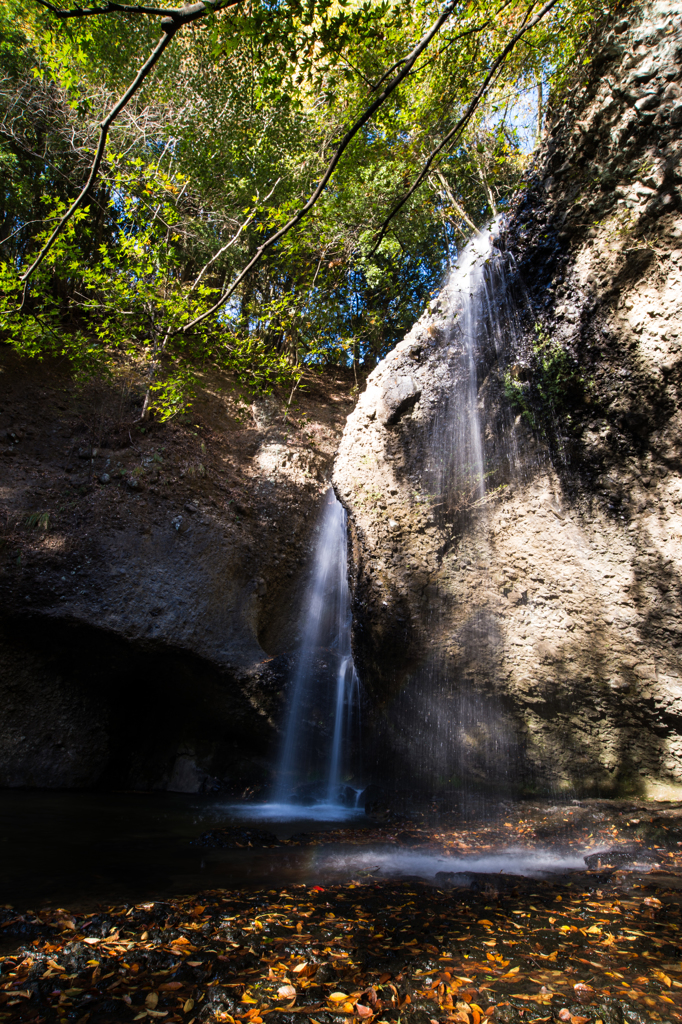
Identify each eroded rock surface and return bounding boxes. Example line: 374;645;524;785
335;0;682;801
0;359;356;791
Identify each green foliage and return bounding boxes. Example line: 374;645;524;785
504;323;586;432
25;511;50;530
0;0;616;417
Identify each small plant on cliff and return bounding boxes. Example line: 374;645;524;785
24;511;50;530
504;323;585;433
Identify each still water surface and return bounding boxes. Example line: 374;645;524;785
0;792;597;911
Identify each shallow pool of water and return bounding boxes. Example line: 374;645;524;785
0;791;619;911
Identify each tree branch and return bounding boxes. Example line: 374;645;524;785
180;0;460;334
20;20;180;286
370;0;561;251
430;168;477;232
32;0;229;20
18;0;243;291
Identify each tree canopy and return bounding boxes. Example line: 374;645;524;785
0;0;615;417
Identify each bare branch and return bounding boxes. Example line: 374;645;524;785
33;0;230;20
19;21;178;285
18;0;243;289
0;221;43;247
370;0;561;251
189;177;281;294
181;0;460;333
430;169;477;232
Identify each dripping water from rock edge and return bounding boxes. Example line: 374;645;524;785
238;488;363;823
361;216;565;813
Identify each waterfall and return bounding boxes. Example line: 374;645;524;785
361;218;532;810
272;488;359;805
424;217;525;509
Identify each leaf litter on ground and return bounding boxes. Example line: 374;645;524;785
3;804;682;1024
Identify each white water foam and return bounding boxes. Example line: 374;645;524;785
315;846;589;882
223;801;365;824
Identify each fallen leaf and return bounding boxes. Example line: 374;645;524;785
277;986;296;1001
653;970;672;988
145;993;159;1009
356;1004;373;1018
184;999;195;1013
329;992;350;1003
158;982;183;991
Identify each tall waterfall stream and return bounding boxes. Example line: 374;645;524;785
273;488;360;808
269;222;528;814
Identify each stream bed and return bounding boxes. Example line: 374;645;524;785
3;794;682;1022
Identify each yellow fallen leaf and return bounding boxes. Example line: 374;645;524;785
145;993;159;1010
184;999;195;1013
241;994;259;1005
329;992;350;1003
478;920;494;927
653;970;672;988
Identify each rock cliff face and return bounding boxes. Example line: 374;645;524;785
334;0;682;801
0;358;356;791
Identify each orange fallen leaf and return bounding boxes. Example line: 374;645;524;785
356;1005;373;1019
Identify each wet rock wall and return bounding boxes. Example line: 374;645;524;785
0;360;356;791
334;0;682;801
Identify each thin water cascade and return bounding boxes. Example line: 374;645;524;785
373;218;533;808
272;488;359;806
425;216;525;507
